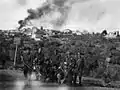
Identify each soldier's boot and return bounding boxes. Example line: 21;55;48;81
73;74;77;85
79;76;82;86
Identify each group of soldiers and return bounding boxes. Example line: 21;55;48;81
20;46;85;86
0;39;98;86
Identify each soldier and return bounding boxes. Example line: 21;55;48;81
78;58;84;85
22;47;32;78
77;52;85;86
72;54;78;85
64;52;74;85
57;66;65;84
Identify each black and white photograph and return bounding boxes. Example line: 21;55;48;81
0;0;120;90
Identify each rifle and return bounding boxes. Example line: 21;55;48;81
21;56;40;73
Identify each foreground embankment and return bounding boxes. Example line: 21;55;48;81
0;70;25;81
0;70;120;89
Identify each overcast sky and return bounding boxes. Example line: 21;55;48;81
0;0;120;32
64;0;120;32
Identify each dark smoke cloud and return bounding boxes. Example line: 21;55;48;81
23;0;96;29
23;0;70;28
25;3;52;20
25;0;68;20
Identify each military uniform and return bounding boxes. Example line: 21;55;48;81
22;49;33;78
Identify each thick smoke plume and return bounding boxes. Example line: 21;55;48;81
26;3;52;20
22;0;74;29
21;0;106;32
